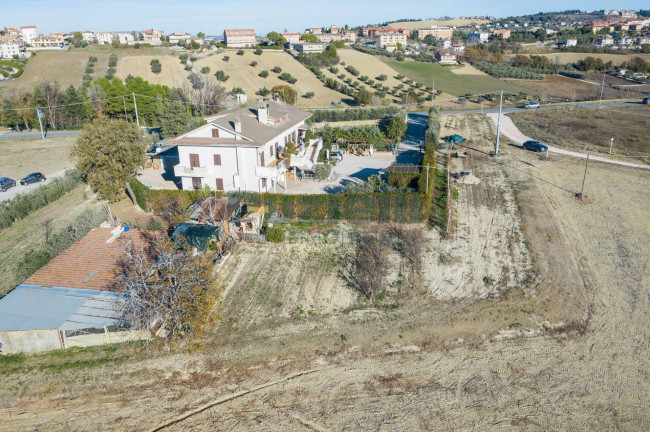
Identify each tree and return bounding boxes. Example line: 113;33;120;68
384;115;407;142
267;31;287;46
254;47;263;55
256;86;271;97
150;58;162;74
71;118;148;201
60;85;90;128
271;66;282;73
354;88;373;106
270;85;296;105
214;70;230;82
223;56;230;62
118;237;222;350
159;100;191;138
200;66;211;74
259;70;269;78
231;87;244;95
237;49;245;56
423;34;437;46
300;34;319;43
341;233;388;299
250;60;258;67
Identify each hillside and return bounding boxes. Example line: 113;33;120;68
115;54;190;87
518;52;650;66
388;18;490;30
194;50;348;108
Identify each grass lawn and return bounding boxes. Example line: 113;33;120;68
383;60;536;97
0;136;76;179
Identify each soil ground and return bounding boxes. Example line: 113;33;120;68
528;52;650;66
0;136;76;179
115;54;189;88
0;115;648;431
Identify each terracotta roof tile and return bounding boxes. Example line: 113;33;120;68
25;228;163;291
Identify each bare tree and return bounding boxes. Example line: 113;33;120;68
40;80;62;130
87;84;106;118
118;237;222;349
341;233;388;299
41;218;53;242
12;88;32;129
387;225;424;273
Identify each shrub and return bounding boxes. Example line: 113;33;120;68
237;49;245;56
200;66;211;74
85;66;94;74
265;226;284;242
108;53;118;68
250;61;258;67
214;70;230;82
259;70;269;78
256;86;271;96
304;91;315;98
271;66;282;73
329;66;339;74
279;72;297;84
314;163;332;181
179;53;189;63
223;56;230;62
150;58;162;74
376;74;387;81
254;48;263;55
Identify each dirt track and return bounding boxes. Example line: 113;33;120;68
1;115;648;431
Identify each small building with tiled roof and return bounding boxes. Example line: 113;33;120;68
168;99;321;193
0;227;162;354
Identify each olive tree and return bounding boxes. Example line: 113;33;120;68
70;117;148;201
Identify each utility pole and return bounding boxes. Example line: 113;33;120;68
494;90;503;156
431;79;435;104
609;137;614;155
132;92;140;128
599;73;605;105
122;95;128;121
36;109;45;139
580;143;591;198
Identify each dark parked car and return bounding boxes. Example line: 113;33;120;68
643;97;650;105
0;177;17;192
523;140;548;152
20;172;46;185
523;101;540;109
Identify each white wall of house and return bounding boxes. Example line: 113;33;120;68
21;27;37;45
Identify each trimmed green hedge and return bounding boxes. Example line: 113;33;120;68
128;179;220;211
0;170;83;230
387;171;419;189
265;226;284;242
308;106;404;123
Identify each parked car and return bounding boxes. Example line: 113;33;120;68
0;177;17;192
643;97;650;105
20;172;46;185
523;101;540;109
523;140;548;152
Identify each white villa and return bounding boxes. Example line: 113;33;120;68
169;99;322;193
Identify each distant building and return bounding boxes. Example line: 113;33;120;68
118;33;135;45
20;25;37;45
142;29;164;45
305;27;322;35
30;35;65;49
3;27;20;36
452;43;465;52
168;31;192;45
0;41;25;58
375;32;407;52
493;29;511;39
442;40;452;49
436;51;457;65
467;32;489;44
330;25;339;34
281;32;301;44
363;27;410;38
96;31;112;44
563;38;577;47
317;33;343;43
418;26;454;41
342;31;358;42
590;21;617;33
223;28;256;47
294;42;324;53
81;30;95;42
597;35;614;46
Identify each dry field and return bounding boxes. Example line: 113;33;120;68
509;106;650;161
448;63;488;76
389;18;490;30
528;52;650;66
0;115;648;430
0;136;76;179
193;50;347;108
115;54;189;87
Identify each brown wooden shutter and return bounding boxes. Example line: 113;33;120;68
215;178;224;191
211;128;219;138
213;154;221;165
189;153;200;168
260;152;265;166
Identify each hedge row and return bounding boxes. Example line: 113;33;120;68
387;171;419;189
420;106;439;196
129;178;209;211
235;192;427;223
0;170;83;230
308;106;404;123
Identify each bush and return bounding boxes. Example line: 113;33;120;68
271;66;282;73
128;177;149;211
265;226;284;242
0;171;83;230
150;58;162;74
108;53;118;68
237;49;245;56
200;66;211;74
179;53;189;63
346;65;360;76
256;86;271;96
376;74;387;81
279;72;297;84
223;56;230;62
254;48;263;55
215;70;230;82
250;61;258;67
304;91;315;98
314;163;332;181
387;171;419;188
85;66;94;74
258;70;269;78
472;61;544;79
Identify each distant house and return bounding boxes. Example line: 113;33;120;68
590;21;617;33
375;32;407;52
0;41;25;58
30;36;65;49
342;31;358;42
305;27;322;35
294;42;324;53
142;29;164;45
493;29;511;39
418;26;454;41
436;51;457;65
317;33;343;43
20;25;37;45
563;38;578;47
96;31;112;44
452;43;465;53
223;28;256;47
118;33;135;45
3;27;21;36
281;32;301;44
168;99;319;193
363;27;409;38
442;40;452;49
81;30;95;42
597;35;614;46
168;31;192;45
329;25;339;34
0;227;162;354
467;32;489;44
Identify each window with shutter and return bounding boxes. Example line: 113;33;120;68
213;154;221;165
211;128;219;138
215;178;224;191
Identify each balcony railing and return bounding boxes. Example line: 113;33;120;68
173;164;212;177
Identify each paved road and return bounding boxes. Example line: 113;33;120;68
414;101;642;116
0;130;80;140
0;170;67;202
486;113;650;171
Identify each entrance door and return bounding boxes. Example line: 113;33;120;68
260;151;265;167
192;177;201;189
189;153;200;168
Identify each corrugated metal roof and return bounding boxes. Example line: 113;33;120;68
0;284;126;331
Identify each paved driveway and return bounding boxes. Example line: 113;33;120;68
0;170;67;203
487;113;650;171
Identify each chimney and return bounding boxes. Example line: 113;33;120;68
257;103;268;124
234;117;241;133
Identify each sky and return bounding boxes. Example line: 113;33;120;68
2;0;647;35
